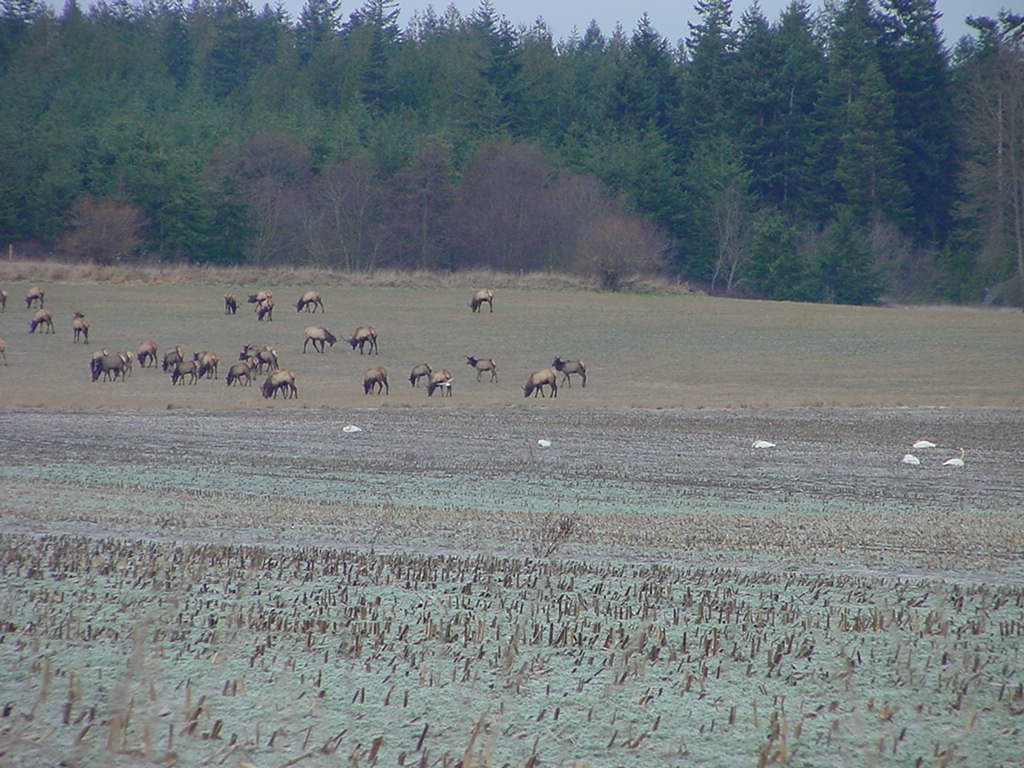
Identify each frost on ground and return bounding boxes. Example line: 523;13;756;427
0;407;1022;767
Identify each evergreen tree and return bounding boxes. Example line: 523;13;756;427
813;206;883;303
296;0;340;66
676;0;737;150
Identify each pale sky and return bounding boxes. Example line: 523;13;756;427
335;0;1010;48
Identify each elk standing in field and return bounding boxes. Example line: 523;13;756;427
303;326;336;353
25;286;44;309
552;357;587;388
196;351;219;379
136;340;158;368
29;308;54;334
162;345;184;372
469;288;494;313
363;366;389;395
171;357;200;385
91;351;127;382
256;297;274;321
262;369;297;399
0;290;7;312
0;338;6;365
466;355;498;382
426;368;454;397
523;367;558;398
224;293;238;315
295;290;325;313
118;351;134;378
226;359;256;386
240;344;279;372
72;312;90;344
348;325;378;355
409;362;432;387
247;290;272;305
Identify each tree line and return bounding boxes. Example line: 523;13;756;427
1;0;1022;304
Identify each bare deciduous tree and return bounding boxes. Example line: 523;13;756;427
57;197;147;264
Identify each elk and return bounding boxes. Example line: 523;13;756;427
25;286;45;308
117;351;134;378
29;308;54;334
348;325;379;355
426;368;454;397
0;338;6;365
256;297;274;321
0;290;7;312
72;312;90;344
469;288;494;313
136;340;158;368
226;359;255;386
171;357;200;385
247;290;272;305
466;355;498;382
552;357;587;388
303;326;336;353
295;290;325;313
240;344;278;372
196;351;219;379
91;351;127;382
363;366;389;395
162;345;184;372
262;369;297;399
408;362;432;387
224;293;238;315
523;367;558;398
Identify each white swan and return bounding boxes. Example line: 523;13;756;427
942;448;965;467
901;453;920;465
912;439;936;449
537;439;552;448
752;439;776;449
342;424;363;433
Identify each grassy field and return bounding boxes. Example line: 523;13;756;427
1;268;1023;767
0;273;1021;409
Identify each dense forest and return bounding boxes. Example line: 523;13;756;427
0;0;1022;304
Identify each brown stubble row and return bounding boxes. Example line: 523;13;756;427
0;275;1021;410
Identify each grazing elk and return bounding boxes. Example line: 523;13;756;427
469;288;494;313
247;290;272;305
409;362;432;387
523;368;558;398
224;293;238;315
171;357;200;385
552;357;587;388
240;344;278;372
72;312;90;344
25;286;45;308
118;351;134;378
29;308;54;334
363;366;389;395
0;290;7;312
262;369;297;399
466;355;498;382
91;351;127;382
226;359;255;386
303;326;336;353
0;338;6;365
348;325;379;355
136;340;158;368
426;368;454;397
255;297;274;321
162;345;185;372
295;290;325;313
196;351;219;379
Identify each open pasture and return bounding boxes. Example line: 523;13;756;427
1;275;1023;766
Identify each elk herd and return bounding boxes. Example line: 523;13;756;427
2;284;590;402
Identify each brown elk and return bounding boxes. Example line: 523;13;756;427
240;344;278;372
363;366;389;395
256;298;274;321
0;338;6;365
408;362;432;387
552;357;587;388
136;340;158;367
162;345;184;372
0;290;7;312
224;293;238;315
25;286;45;308
466;355;498;382
262;369;297;399
303;326;336;353
523;368;558;398
348;325;379;355
118;351;134;378
196;351;219;379
72;312;90;344
171;357;200;385
295;290;325;313
426;368;454;397
91;351;127;382
29;308;54;334
247;290;272;305
226;359;255;386
469;288;494;313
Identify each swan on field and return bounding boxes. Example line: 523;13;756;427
900;453;920;465
342;424;363;433
752;439;776;449
537;439;552;448
912;439;937;449
942;448;965;467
